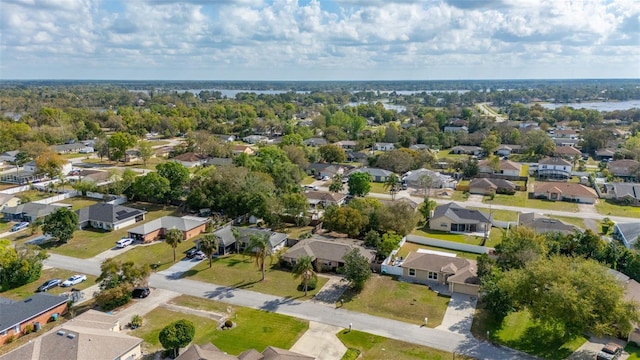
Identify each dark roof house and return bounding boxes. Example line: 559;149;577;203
518;212;579;235
77;203;146;231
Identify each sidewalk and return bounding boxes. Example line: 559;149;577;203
290;322;347;360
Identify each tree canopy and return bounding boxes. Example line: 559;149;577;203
42;207;79;244
159;319;196;358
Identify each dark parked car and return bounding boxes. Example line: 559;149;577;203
36;278;61;292
185;247;198;259
132;287;150;299
596;342;623;360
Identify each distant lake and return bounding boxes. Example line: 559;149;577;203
347;101;407;112
539;100;640;111
130;89;308;97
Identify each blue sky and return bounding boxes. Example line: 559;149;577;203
1;0;639;80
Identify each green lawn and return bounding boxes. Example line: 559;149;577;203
395;241;480;261
46;203;181;259
182;254;328;299
114;238;199;272
0;220;13;233
626;343;640;360
300;176;315;185
436;150;467;160
56;197;101;211
595;200;640;217
341;275;449;326
472;307;588;359
132;305;308;355
412;228;502;248
337;330;469;360
0;268;96;300
61;153;90;159
283;225;314;239
468;207;518;222
519;164;530;177
16;190;55;203
449;191;469;202
369;182;388;194
484;192;579;212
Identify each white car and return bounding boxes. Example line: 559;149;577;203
61;274;87;287
116;238;134;248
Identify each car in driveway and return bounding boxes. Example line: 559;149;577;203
11;222;29;232
185;247;198;259
132;287;150;299
194;251;207;260
596;343;623;360
36;278;62;292
116;238;134;248
61;274;87;287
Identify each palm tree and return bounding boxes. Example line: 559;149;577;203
244;233;272;281
383;173;400;200
231;227;240;253
329;173;344;193
292;255;317;296
199;234;219;268
164;228;183;262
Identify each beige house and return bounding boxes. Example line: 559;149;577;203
401;251;480;295
304;190;347;208
0;194;20;212
533;182;598;204
609;159;639;179
429;202;491;234
478;159;521;177
282;237;375;272
468;178;516;195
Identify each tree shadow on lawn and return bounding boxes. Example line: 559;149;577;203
502;323;576;360
226;257;251;267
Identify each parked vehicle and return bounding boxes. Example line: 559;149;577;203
132;287;150;299
11;222;29;232
36;278;61;292
185;247;199;259
116;238;134;248
596;343;623;360
194;251;206;260
61;274;87;287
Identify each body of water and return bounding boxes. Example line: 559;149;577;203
347;101;407;112
538;100;640;111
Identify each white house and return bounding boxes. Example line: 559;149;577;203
537;157;572;181
373;142;395;151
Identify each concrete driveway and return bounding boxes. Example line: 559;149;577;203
290;322;347;360
112;288;180;327
567;336;628;360
436;293;477;335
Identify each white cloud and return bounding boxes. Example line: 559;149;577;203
0;0;638;80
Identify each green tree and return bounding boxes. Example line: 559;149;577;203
418;196;437;225
375;202;419;236
363;230;381;248
108;132;137;161
159;319;196;358
281;192;309;226
523;129;555;158
292;255;317;296
480;134;500;156
377;232;402;260
96;258;150;290
318;144;346;163
165;228;183;262
340;248;372;291
42;207;79;244
329;173;344;193
34;150;65;179
13;151;30;181
322;205;368;238
244;233;272;281
280;133;304;147
156;161;190;202
132;172;170;203
348;172;371;197
137;140;154;166
199;234;219;268
383;173;400;200
0;240;48;292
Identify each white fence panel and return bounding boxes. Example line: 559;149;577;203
33;191;79;204
0;185;30;194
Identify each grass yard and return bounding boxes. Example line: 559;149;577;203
131;305;308;355
56;197;101;211
337;330;469;360
61;153;90;159
16;190;55;203
0;268;96;301
0;183;19;191
0;220;13;233
46;203;181;259
436;150;467;160
468;207;518;222
395;241;479;261
626;343;640;360
412;228;502;248
369;182;388;194
182;254;328;299
300;176;316;185
114;238;199;272
471;307;588;359
449;191;469;202
283;225;314;239
341;275;449;326
484;192;579;212
595;200;640;217
519;164;530;177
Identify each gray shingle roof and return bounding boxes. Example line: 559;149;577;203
283;237;375;263
518;213;578;234
350;167;393;178
212;226;288;249
617;223;640;247
2;202;59;220
127;216;209;235
432;202;490;223
76;203;145;225
0;293;68;333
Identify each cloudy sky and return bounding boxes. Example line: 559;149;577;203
1;0;639;80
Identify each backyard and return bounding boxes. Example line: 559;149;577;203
181;254;329;299
395;241;480;261
0;267;96;301
131;300;308;355
471;307;588;359
483;192;580;212
595;200;640;217
56;197;101;211
412;228;503;248
341;275;450;326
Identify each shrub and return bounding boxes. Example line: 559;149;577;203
297;277;317;291
5;335;15;344
95;284;132;311
24;324;34;335
130;315;143;329
224;320;233;328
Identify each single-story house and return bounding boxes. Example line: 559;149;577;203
68;169;112;186
0;293;68;345
468;178;516;195
496;144;523;156
154;145;174;158
614;222;640;249
624;278;640;344
127;216;210;243
214;134;236;143
403;169;457;189
0;150;20;164
172;152;210;168
409;144;429;151
533;182;598;204
281;237;375;272
553;129;580;139
77;203;146;231
2;202;61;222
401;251;479;296
595;148;617;161
124;149;140;163
23;160;73;177
609;159;639;179
537;157;572;180
345;151;368;162
306;163;345;179
518;212;579;235
553;138;579;148
604;183;640;206
177;343;313;360
204;157;233;166
243;135;269;144
444;126;468;133
304;191;347;208
52;143;89;154
429;202;491;234
333;140;357;150
450;146;481;156
553;145;582;159
348;167;393;183
211;225;287;255
373;142;395;151
478;159;522;177
303;137;328;147
232;145;255;156
0;309;143;360
0;194;20;212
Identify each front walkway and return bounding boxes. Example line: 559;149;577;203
290;321;347;360
312;275;349;306
436;293;477;335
